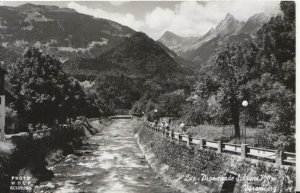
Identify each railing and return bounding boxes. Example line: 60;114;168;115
143;122;295;166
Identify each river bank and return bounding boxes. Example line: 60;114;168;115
0;118;105;192
137;123;295;193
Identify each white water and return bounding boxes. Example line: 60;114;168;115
34;119;179;193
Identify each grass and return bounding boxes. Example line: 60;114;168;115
170;120;268;145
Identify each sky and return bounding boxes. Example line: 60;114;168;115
0;1;281;39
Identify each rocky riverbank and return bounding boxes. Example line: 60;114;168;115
0;118;108;192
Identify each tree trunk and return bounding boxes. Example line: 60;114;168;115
231;97;240;138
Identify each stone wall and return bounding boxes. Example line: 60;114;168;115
0;118;99;192
138;125;295;193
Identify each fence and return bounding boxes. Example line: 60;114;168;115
144;122;295;166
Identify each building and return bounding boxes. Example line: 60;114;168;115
0;67;18;137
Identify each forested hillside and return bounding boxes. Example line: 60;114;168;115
0;3;195;113
77;32;194;110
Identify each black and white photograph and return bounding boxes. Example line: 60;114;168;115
0;1;296;192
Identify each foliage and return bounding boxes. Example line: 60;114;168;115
95;72;141;110
272;133;295;152
157;92;186;118
208;41;258;137
182;1;295;150
8;47;109;124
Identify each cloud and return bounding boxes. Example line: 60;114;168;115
143;1;281;39
67;1;281;40
67;2;143;31
108;1;129;6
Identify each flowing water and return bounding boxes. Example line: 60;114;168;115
34;119;179;193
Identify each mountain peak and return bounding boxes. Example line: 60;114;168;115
247;13;270;23
225;13;235;20
158;31;185;49
214;13;241;35
161;31;182;39
239;13;270;34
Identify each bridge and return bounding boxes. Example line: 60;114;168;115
110;115;133;119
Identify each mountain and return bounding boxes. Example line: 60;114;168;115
191;13;244;50
158;13;244;55
63;32;194;109
183;33;252;65
158;31;199;55
159;13;270;66
239;13;270;35
0;3;195;110
0;3;134;61
64;32;191;78
157;41;198;70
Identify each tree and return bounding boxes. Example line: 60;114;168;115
157;92;186;118
8;47;70;123
95;72;141;110
8;47;109;124
84;89;112;117
251;1;295;144
211;41;257;138
208;1;295;148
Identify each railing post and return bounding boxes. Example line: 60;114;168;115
199;138;206;150
177;134;182;144
165;130;169;139
217;140;222;153
170;130;174;141
241;144;248;158
187;135;192;147
276;150;284;165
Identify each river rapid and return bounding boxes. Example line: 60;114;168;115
34;119;179;193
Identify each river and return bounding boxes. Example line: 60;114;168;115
34;119;179;193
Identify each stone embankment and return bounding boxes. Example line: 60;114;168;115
0;117;104;192
137;123;295;193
